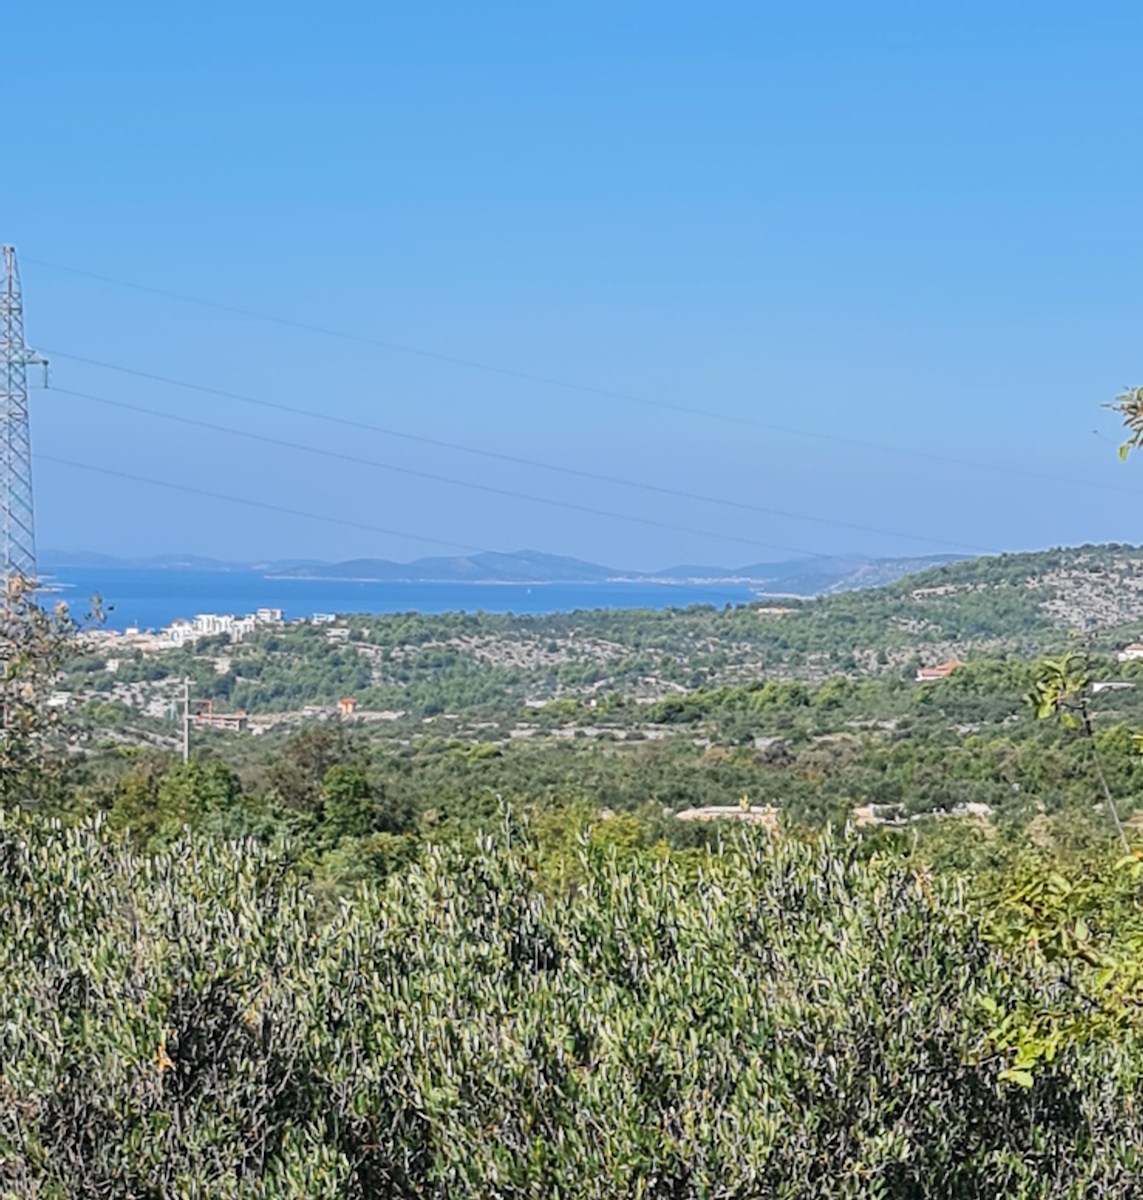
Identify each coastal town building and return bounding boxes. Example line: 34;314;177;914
193;700;249;732
162;608;284;648
676;805;779;828
916;659;962;682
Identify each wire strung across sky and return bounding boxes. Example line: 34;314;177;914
35;452;509;559
36;450;882;576
52;384;927;562
43;353;998;555
25;256;1121;496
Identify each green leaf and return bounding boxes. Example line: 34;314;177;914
1000;1068;1035;1089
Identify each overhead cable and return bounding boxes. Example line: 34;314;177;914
24;256;1102;489
51;385;869;561
46;350;998;553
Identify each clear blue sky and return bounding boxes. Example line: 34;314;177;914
7;1;1143;568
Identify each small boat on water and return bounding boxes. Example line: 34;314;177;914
31;575;75;595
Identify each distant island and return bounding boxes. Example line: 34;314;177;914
41;547;966;597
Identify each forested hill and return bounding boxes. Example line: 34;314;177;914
872;542;1143;632
66;543;1143;734
53;539;1143;858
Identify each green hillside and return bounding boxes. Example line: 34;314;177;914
66;543;1143;726
45;542;1143;844
9;546;1143;1194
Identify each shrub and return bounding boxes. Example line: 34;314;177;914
1;812;1142;1197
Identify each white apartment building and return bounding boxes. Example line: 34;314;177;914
160;604;288;648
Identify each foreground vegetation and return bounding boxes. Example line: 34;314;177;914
5;811;1143;1198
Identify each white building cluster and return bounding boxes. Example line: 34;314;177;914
162;607;284;648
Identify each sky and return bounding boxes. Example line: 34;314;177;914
6;1;1143;570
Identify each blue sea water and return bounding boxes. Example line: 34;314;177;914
42;569;759;632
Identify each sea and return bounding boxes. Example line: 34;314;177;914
41;569;760;633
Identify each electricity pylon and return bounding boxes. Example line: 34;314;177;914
0;246;47;583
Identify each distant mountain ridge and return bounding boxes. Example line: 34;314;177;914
641;555;966;594
269;550;620;584
237;549;969;594
41;548;966;596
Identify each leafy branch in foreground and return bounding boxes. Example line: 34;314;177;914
984;847;1143;1091
1028;649;1129;852
1106;384;1143;461
0;574;83;805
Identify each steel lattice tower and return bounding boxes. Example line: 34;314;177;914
0;246;46;583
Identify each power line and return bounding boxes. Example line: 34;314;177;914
51;384;869;560
40;451;912;581
25;255;1106;490
34;453;495;557
44;349;999;552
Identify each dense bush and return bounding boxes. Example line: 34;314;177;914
3;812;1143;1198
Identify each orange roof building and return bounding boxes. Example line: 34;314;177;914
915;659;962;682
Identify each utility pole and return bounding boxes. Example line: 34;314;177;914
182;676;191;762
0;247;47;586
